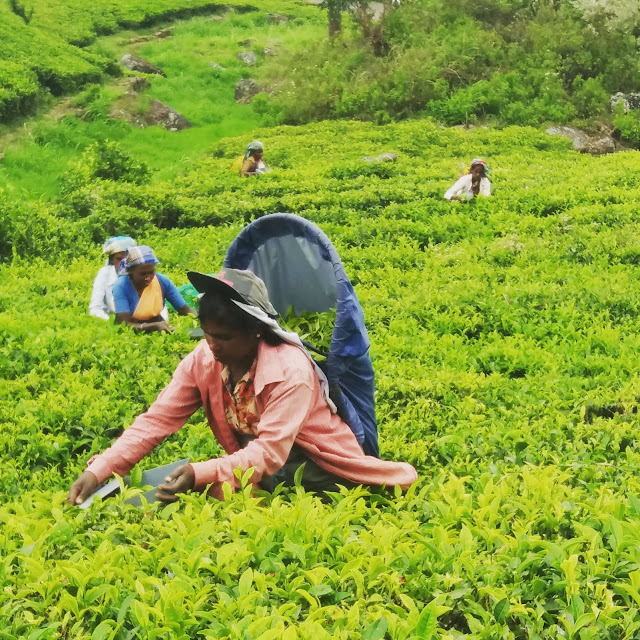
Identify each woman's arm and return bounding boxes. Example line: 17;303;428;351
89;269;110;320
114;312;173;332
481;178;491;196
190;380;314;490
81;352;204;485
240;156;257;176
444;176;467;200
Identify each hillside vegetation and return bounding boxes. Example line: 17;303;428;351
3;0;640;133
4;120;640;637
0;0;260;121
256;0;640;129
0;1;325;202
1;0;640;210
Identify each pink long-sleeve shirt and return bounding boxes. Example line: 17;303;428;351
87;340;418;491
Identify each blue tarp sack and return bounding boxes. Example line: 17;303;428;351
224;213;379;457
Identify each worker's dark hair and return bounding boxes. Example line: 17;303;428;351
198;291;283;346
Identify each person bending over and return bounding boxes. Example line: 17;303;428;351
240;140;270;176
444;158;491;202
89;236;137;321
69;269;417;504
112;246;196;333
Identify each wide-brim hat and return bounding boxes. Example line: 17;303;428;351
187;269;278;317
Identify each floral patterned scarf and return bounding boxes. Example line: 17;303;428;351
221;359;260;435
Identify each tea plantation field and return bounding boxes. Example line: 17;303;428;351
3;120;640;638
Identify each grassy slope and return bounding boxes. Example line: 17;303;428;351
0;0;324;201
3;119;640;636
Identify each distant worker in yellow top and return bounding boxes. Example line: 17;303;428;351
240;140;271;176
444;158;491;201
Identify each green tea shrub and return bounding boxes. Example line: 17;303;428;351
61;140;150;192
328;161;397;180
0;195;20;261
5;121;640;636
0;6;103;120
614;108;640;147
0;61;40;121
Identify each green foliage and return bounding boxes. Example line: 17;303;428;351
5;118;640;636
427;70;577;126
0;120;579;259
8;0;34;24
571;76;609;119
0;60;40;121
0;5;324;202
255;0;640;127
614;108;640;147
280;307;336;354
0;0;314;122
61;140;150;193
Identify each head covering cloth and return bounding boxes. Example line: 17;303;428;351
102;236;136;265
469;158;489;177
120;246;159;275
244;140;264;160
103;236;137;255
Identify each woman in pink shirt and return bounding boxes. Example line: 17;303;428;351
68;270;417;505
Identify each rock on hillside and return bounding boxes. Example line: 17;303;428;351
266;13;289;23
235;79;261;103
120;54;166;76
116;77;151;94
237;51;258;66
109;98;191;130
611;92;640;113
546;126;618;155
361;152;398;162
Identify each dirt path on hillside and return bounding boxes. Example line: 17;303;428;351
0;99;83;157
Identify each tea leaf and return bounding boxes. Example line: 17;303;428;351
494;598;509;623
414;602;437;639
239;568;254;597
362;617;388;640
91;621;116;640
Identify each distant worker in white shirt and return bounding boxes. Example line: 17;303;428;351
89;236;137;321
444;158;491;202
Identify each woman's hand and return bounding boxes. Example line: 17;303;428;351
155;464;195;503
178;304;198;317
68;470;99;505
139;321;174;333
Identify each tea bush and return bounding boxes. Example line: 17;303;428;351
0;3;110;115
614;108;640;147
3;119;640;636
